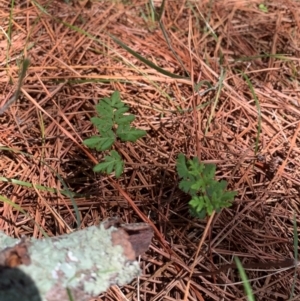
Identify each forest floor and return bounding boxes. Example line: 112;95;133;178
0;0;300;300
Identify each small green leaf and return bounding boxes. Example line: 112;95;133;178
101;97;111;102
114;106;129;119
96;136;115;151
83;133;115;151
189;196;204;212
203;164;216;179
98;128;115;138
90;117;103;127
95;101;113;118
195;209;207;219
83;136;102;148
220;190;237;203
206;203;214;215
217;180;228;191
176;153;189;178
101;98;113;111
114;99;125;109
189;158;204;176
114;163;123;178
91;117;113;132
258;3;268;13
93;150;124;178
191;179;204;191
111;91;121;106
116;124;146;142
115;114;135;125
189;198;207;218
93;162;108;173
178;179;193;195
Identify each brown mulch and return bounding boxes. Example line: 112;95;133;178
0;0;300;300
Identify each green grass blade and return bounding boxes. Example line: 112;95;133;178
149;0;166;21
0;58;30;115
16;58;30;97
0;195;48;237
32;0;51;15
0;146;81;228
0;176;76;196
31;2;184;109
110;34;189;80
234;257;256;301
234;53;289;63
66;288;75;301
150;0;189;76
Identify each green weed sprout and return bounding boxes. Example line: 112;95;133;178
83;91;146;178
235;257;255;301
176;153;237;219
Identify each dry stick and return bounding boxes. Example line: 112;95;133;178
0;59;30;115
111;180;171;253
183;212;215;301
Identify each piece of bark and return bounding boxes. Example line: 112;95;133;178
104;217;155;260
0;219;153;301
0;237;31;267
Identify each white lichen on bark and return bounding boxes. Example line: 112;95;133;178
0;224;142;301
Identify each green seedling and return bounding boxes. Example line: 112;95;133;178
235;257;255;301
176;153;237;218
258;3;268;13
83;91;146;178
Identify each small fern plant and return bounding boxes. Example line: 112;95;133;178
176;153;237;219
83;91;146;178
